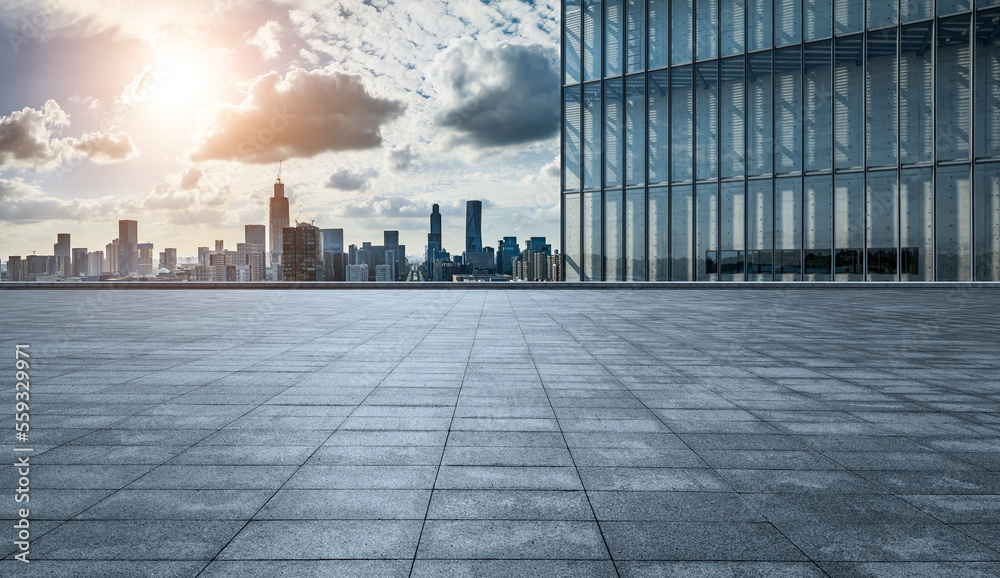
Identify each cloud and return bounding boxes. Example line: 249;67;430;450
0;100;139;170
431;39;560;148
247;20;282;60
386;146;416;172
330;195;430;219
325;167;379;191
0;179;117;223
178;167;203;190
188;68;405;164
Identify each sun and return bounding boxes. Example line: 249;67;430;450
147;38;221;113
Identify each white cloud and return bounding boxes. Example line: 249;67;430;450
247;20;283;60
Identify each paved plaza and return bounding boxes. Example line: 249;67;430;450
1;288;999;577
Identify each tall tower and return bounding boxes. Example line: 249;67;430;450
427;204;442;273
465;200;482;254
268;165;290;280
118;220;138;277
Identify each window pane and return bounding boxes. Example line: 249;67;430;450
867;171;899;280
834;0;863;36
748;180;774;280
834;173;864;280
748;53;773;176
834;35;864;169
673;0;694;64
901;0;932;22
648;70;670;184
937;15;972;161
939;0;971;15
606;0;623;77
697;184;719;280
671;185;695;279
648;0;670;69
775;177;802;280
936;165;972;280
565;1;582;84
625;75;646;186
564;193;582;281
900;168;934;280
805;175;833;280
583;83;602;189
975;163;1000;281
625;189;646;280
900;23;934;164
748;0;773;50
564;88;582;191
605;79;623;187
721;181;746;280
583;191;603;280
672;66;694;182
584;0;603;82
696;61;719;181
805;0;832;41
721;57;746;178
775;46;802;174
867;29;898;168
606;190;623;280
868;0;898;29
775;0;801;47
721;0;746;56
648;187;670;279
697;0;719;60
805;40;833;171
626;0;645;73
975;10;1000;160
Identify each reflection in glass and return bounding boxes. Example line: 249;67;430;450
671;185;695;280
775;46;802;174
805;41;832;172
775;0;801;46
975;10;1000;160
805;0;832;41
564;88;582;191
937;15;972;162
936;165;972;281
648;187;670;279
605;79;623;187
866;171;899;281
805;176;833;280
835;173;864;280
868;0;898;30
606;190;623;280
901;0;932;23
625;75;646;186
697;184;719;281
834;0;863;36
625;0;645;74
974;164;1000;281
648;70;669;184
900;168;934;281
748;0;773;51
584;0;603;82
625;189;646;280
721;58;746;178
900;23;934;164
696;62;719;181
775;178;802;281
583;83;602;189
672;66;694;182
606;0;623;77
697;0;719;60
835;35;864;170
938;0;971;15
565;1;582;84
564;193;582;281
672;0;694;65
583;191;603;280
867;29;898;168
648;0;669;69
748;53;773;176
748;180;774;280
721;0;746;56
721;181;746;280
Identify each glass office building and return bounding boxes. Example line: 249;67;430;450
561;0;1000;281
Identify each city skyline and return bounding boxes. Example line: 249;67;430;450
0;1;563;260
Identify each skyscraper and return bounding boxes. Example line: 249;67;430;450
71;247;88;277
465;200;483;253
245;224;266;247
54;234;70;258
269;175;290;280
321;228;344;254
427;204;442;273
498;236;519;276
138;243;154;276
384;230;404;280
162;248;177;271
281;223;323;281
118;220;138;277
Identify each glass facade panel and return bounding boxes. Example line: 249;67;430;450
748;52;773;176
775;0;802;46
648;187;670;279
698;0;720;60
748;0;773;50
748;180;774;279
937;15;972;162
936;165;972;280
584;0;603;82
671;185;696;279
565;1;583;84
606;0;624;77
721;181;746;279
606;190;624;280
648;70;669;183
901;0;933;23
804;175;833;280
673;0;694;64
775;177;802;280
834;0;863;35
648;0;669;69
605;79;623;187
805;41;833;171
834;35;864;170
564;88;582;191
721;57;747;178
869;0;899;30
805;0;832;40
698;184;719;280
900;168;934;280
975;163;1000;280
834;173;865;280
867;29;899;168
583;191;603;280
625;75;646;186
775;46;803;174
625;188;647;280
672;66;695;181
722;0;746;55
564;193;582;281
626;0;645;73
939;0;972;15
867;171;899;280
696;61;720;180
976;10;1000;160
583;82;602;189
900;23;934;164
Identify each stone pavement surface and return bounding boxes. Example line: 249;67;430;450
1;288;999;577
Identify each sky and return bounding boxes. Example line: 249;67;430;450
0;0;562;261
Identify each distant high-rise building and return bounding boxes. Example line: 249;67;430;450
25;255;47;280
245;224;266;247
347;264;369;282
118;220;138;276
106;240;120;275
138;243;154;276
162;248;177;271
71;248;88;277
326;252;348;281
427;204;443;275
197;247;211;265
236;243;265;281
466;200;482;253
215;240;224;253
375;264;394;282
498;236;519;276
88;251;105;277
269;175;290;280
54;234;71;258
322;229;344;254
7;256;25;281
282;223;323;281
525;237;551;255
